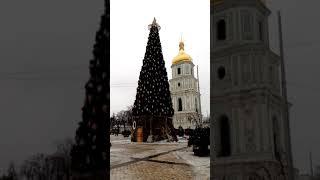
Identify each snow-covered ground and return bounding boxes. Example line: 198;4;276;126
176;148;210;179
110;135;210;179
110;135;188;166
111;135;188;144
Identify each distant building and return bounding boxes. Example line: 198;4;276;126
169;40;202;129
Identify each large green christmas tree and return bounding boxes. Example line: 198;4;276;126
70;0;109;179
132;18;177;142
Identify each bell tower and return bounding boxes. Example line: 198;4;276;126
169;39;202;129
210;0;293;179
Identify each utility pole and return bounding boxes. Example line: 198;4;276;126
278;10;294;180
310;151;314;177
197;65;202;123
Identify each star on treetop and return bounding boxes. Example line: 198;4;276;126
148;17;161;30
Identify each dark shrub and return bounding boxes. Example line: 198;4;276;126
174;128;179;135
188;135;194;147
185;128;194;136
178;126;184;137
189;127;210;156
122;130;131;137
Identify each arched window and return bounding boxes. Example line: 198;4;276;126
219;115;231;157
177;67;181;75
217;19;226;40
273;116;280;160
195;98;198;112
178;98;182;111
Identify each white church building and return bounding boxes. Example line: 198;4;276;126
169;40;202;129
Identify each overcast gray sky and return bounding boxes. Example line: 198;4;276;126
0;0;103;173
0;0;318;176
267;0;320;174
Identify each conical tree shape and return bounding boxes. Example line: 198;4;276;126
70;1;109;178
132;18;174;117
132;18;177;142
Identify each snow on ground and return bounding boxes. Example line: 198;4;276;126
110;135;188;166
110;135;210;179
111;135;188;144
176;147;210;179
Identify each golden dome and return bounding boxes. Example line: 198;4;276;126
172;41;192;65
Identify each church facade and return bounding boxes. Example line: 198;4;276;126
169;41;202;129
211;0;294;179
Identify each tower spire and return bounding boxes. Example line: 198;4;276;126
179;35;184;51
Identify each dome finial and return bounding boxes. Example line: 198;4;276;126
173;37;192;64
179;35;184;51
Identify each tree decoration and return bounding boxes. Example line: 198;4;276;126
132;18;177;142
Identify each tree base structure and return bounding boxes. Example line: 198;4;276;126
131;116;177;143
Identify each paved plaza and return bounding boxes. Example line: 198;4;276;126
110;135;209;180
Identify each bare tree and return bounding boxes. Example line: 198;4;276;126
110;113;116;128
115;106;133;131
187;113;201;128
0;162;18;180
51;138;74;180
20;153;50;180
7;162;18;180
20;139;74;180
20;160;32;180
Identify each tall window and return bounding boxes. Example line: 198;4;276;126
273;117;280;160
243;12;253;40
259;21;264;41
195;98;198;112
217;19;226;41
178;98;182;111
219;115;231;157
177;67;181;75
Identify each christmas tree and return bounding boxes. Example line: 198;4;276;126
70;0;109;179
132;18;177;142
